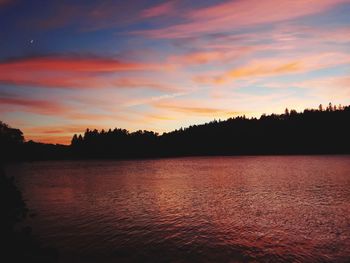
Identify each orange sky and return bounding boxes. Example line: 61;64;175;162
1;0;350;144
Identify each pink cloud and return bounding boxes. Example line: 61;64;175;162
141;1;176;18
194;52;350;85
0;56;149;73
0;96;71;115
0;94;123;121
136;0;350;38
158;105;240;116
112;77;180;91
0;56;172;90
291;76;350;101
168;47;253;65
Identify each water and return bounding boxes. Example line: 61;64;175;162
6;156;350;262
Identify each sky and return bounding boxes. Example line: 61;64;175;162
0;0;350;144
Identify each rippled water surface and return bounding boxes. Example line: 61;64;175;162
6;156;350;262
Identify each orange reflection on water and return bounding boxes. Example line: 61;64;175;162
7;156;350;262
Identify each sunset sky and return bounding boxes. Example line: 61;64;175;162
1;0;350;144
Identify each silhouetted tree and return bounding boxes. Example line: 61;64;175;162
327;102;333;111
0;121;24;145
64;103;350;157
2;103;350;160
290;109;297;115
71;134;79;145
0;121;25;160
285;108;289;116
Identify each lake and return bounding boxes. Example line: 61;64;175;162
6;156;350;262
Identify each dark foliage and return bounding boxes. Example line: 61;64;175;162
0;167;58;262
0;168;27;233
0;121;24;160
0;121;69;161
1;103;350;161
0;121;24;145
70;104;350;158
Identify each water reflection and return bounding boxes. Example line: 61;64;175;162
6;156;350;262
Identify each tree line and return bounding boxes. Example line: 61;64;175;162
1;103;350;161
71;103;350;158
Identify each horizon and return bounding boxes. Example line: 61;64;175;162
21;102;350;146
6;102;346;146
1;0;350;144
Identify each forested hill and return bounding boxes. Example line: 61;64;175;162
71;103;350;158
1;103;350;161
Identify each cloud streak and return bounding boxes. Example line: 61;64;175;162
0;55;172;90
0;95;70;115
194;53;350;85
136;0;350;38
141;1;176;18
154;103;242;117
0;56;150;72
2;0;350;144
22;123;107;144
